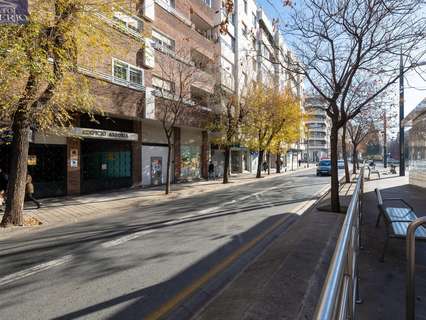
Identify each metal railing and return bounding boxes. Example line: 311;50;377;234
406;216;426;320
314;166;364;320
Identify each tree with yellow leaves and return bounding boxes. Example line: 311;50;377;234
243;83;301;178
0;0;141;226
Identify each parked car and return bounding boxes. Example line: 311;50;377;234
338;160;345;169
317;159;332;176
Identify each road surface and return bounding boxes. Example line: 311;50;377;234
0;168;337;319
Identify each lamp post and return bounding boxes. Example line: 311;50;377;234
399;51;405;176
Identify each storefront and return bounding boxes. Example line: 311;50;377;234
180;128;202;180
0;130;67;198
76;116;138;194
141;120;171;186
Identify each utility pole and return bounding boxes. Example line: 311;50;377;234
399;49;405;176
383;109;387;168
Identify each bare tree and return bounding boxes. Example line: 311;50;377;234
284;0;426;211
348;114;377;174
154;44;206;194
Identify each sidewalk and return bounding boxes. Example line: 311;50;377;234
0;166;312;238
356;174;426;319
192;176;356;320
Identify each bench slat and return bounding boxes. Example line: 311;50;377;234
391;222;426;239
385;207;417;222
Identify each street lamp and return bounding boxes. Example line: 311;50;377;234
399;55;426;176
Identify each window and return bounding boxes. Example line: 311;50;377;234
203;0;212;7
230;35;236;52
113;59;144;88
152;76;174;92
152;29;175;52
243;0;247;13
252;12;257;26
113;11;143;33
252;37;256;50
230;13;236;26
242;22;248;38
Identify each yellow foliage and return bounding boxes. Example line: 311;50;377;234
0;0;141;131
242;82;302;153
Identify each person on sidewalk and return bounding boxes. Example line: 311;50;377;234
25;174;40;209
208;161;215;180
262;161;268;173
0;168;8;211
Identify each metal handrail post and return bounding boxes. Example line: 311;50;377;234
314;166;364;320
406;217;426;320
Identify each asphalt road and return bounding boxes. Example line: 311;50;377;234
0;168;337;320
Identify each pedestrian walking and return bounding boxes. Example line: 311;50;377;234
262;161;268;173
25;174;40;209
0;168;8;211
208;161;215;180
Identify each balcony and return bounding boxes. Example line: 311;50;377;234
155;0;191;25
191;11;215;42
95;12;145;43
189;0;215;27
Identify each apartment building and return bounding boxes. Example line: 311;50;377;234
211;3;304;175
0;3;156;197
143;0;218;185
304;96;331;162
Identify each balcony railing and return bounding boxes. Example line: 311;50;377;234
94;13;145;42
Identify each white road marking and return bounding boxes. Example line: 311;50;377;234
198;206;221;214
101;230;155;248
0;255;73;286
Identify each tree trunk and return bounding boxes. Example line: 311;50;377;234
256;149;264;178
1;113;30;227
276;152;281;173
267;151;270;175
223;146;230;184
165;139;172;195
330;123;340;212
352;143;358;174
342;124;350;183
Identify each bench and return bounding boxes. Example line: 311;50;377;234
367;166;380;180
375;188;426;261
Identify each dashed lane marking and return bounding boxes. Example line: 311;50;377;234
101;230;156;248
0;255;74;286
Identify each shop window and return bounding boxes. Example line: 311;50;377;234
181;145;201;178
112;58;144;88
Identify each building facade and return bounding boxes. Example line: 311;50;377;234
304;96;331;162
212;2;304;175
405;97;426;188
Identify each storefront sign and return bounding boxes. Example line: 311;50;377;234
27;155;37;166
71;127;138;141
0;0;29;24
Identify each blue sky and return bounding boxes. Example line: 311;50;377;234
256;0;426;116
